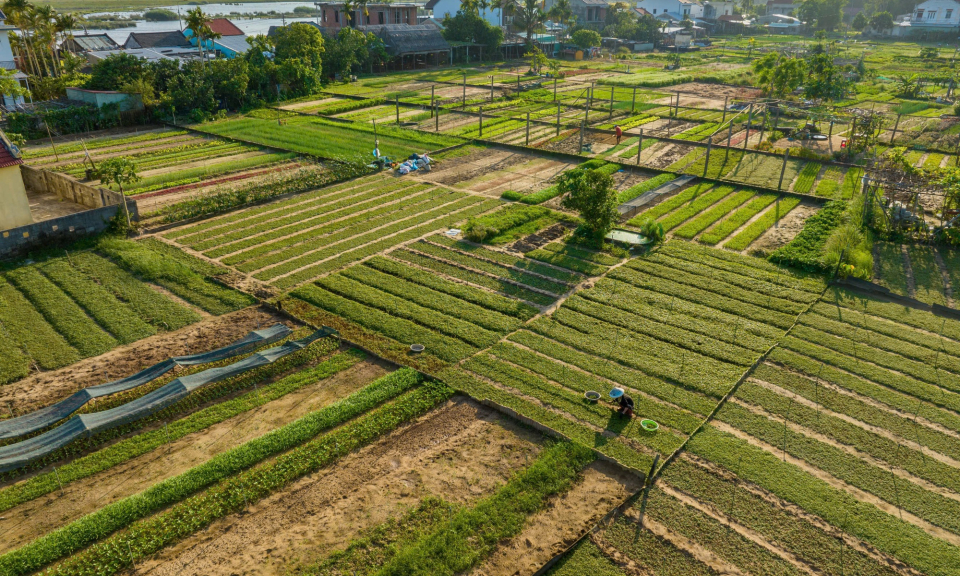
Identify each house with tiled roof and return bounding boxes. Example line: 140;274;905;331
184;18;249;58
123;30;191;50
0;131;31;231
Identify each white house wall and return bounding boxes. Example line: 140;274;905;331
908;0;960;27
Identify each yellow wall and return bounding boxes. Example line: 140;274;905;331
0;166;33;231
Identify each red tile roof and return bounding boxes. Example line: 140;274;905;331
0;143;22;169
208;18;244;36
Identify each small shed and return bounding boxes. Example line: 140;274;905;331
65;88;144;112
124;31;190;50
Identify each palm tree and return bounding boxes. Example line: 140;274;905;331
185;7;221;67
341;0;369;27
54;12;78;55
504;0;544;46
547;0;572;44
32;4;59;76
3;0;42;77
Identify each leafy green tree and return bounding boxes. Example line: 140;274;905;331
441;9;504;55
323;27;368;79
166;61;217;119
571;29;601;49
559;168;618;242
753;52;805;96
852;11;867;30
208;58;250;109
272;23;325;95
95;157;139;228
869;11;893;31
0;68;28;100
804;52;848;100
797;0;846;30
87;53;150;91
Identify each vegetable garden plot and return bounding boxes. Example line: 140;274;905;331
873;242;910;297
0;248;207;385
725;153;804;190
198;113;461;161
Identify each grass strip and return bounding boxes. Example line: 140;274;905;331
825;286;960;342
546;540;626;576
299;497;458;576
390;250;555;306
0;348;361;513
626;182;714;225
603;516;714;575
662;459;904;576
440;368;651;471
525;249;607;276
716;399;960;536
70;252;199;331
272;198;500;289
0;278;78;372
659;185;736;232
430;234;583;284
3;267;117;357
673;189;755;239
687;425;960;576
341;265;521;333
537;241;622;266
316;274;501;348
38;258;156;344
814;166;843;198
375;440;595;576
697;193;778;246
411;240;568;294
723;196;802;252
645;486;805;576
791;162;821;195
97;238;255;315
2;369;428;576
293;284;476;362
907;245;947;306
364;256;537;320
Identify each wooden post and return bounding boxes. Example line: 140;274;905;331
703;143;712;178
557;103;561;136
609;86;614;120
742;104;754;151
637;128;644;165
828;120;834;140
891;114;901;144
721;96;728;125
431;84;435;115
675;90;680;117
395;96;400;124
758;111;767;143
479;107;483;137
462;73;466;108
777;148;791;191
435;104;439;132
490;76;494;100
585;92;590;125
43;120;59;162
525;112;530;145
517;73;521;90
724;120;735;161
631;87;637;113
554;77;557;101
579;120;585;154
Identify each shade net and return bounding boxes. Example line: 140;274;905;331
0;324;293;441
0;327;336;473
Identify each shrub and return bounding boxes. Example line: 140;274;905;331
463;204;556;243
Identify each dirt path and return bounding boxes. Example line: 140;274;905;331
134;398;546;576
470;460;642;576
0;359;390;553
0;308;291;416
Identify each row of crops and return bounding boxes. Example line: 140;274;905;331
164;175;502;290
25;128;300;197
0;238;252;385
874;241;960;307
627;181;801;251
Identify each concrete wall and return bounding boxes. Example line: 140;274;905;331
20;165;125;210
0;165;33;230
0;202;139;259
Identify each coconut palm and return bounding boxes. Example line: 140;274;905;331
547;0;572;44
3;0;42;77
31;4;59;76
184;7;221;67
503;0;544;46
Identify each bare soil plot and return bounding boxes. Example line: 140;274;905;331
744;201;820;255
25;189;87;223
133;398;547;576
469;460;642;576
0;307;290;416
663;82;761;106
449;157;577;197
0;358;390;553
772;135;847;156
645;142;696;170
